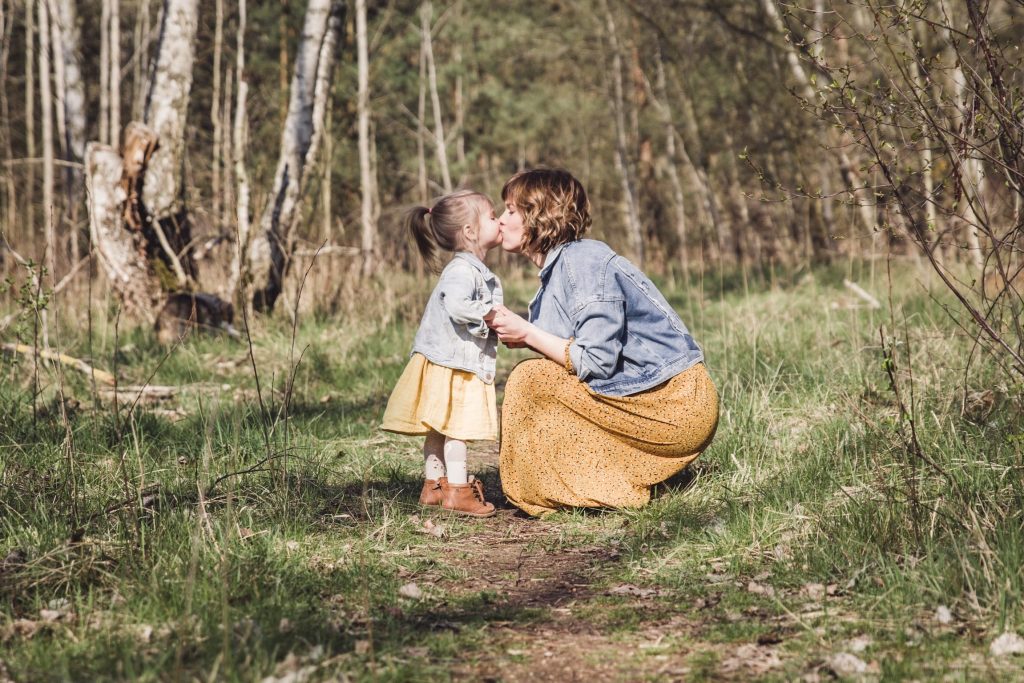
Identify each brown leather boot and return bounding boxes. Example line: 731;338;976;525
438;477;496;518
419;479;443;506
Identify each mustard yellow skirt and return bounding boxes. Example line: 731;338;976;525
381;353;498;441
499;359;719;516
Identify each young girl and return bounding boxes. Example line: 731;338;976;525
381;189;503;517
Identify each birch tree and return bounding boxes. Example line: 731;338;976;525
356;0;377;277
84;0;200;320
601;0;644;267
109;0;120;142
248;0;344;312
49;0;86;255
38;0;54;276
420;1;451;193
227;0;251;304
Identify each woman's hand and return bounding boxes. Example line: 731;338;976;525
485;305;533;347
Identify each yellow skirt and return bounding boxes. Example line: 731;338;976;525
381;353;498;441
500;359;719;516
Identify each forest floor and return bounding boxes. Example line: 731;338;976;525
1;262;1023;681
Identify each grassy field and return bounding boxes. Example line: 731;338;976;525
1;261;1022;681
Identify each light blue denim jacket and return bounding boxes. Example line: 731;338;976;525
529;239;704;396
411;252;504;384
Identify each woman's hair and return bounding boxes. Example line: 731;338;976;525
501;168;591;255
406;189;492;271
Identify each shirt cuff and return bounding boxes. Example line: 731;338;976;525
466;318;490;338
569;342;590;381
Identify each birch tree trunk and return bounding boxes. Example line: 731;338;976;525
143;0;198;228
85;0;200;321
416;33;428;203
49;0;86;253
100;0;109;143
38;0;55;276
85;142;157;320
211;0;223;228
602;0;643;267
0;2;15;237
227;0;251;305
109;0;120;142
421;1;451;193
652;45;688;276
131;0;151;121
25;1;35;231
248;0;344;312
945;22;987;274
356;0;377;277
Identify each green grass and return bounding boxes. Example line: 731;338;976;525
1;263;1022;681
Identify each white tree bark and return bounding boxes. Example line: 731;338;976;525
109;0;120;142
211;0;223;226
100;0;109;144
38;0;55;276
416;27;428;203
420;1;451;193
227;0;250;304
49;0;86;262
248;0;343;312
602;0;643;267
142;0;199;222
652;45;687;275
25;1;35;223
85;142;157;321
356;0;377;277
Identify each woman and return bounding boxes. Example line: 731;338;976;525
486;169;719;516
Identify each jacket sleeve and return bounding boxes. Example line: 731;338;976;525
439;264;492;338
568;298;626;381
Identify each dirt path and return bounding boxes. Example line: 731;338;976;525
403;443;776;682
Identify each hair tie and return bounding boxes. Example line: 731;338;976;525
426;208;432;215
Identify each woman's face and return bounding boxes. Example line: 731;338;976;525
498;200;526;253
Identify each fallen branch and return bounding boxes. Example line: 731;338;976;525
843;279;882;309
1;342;116;386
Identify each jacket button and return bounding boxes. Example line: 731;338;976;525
484;373;493;382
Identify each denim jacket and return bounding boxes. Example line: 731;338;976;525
529;239;704;396
411;252;504;384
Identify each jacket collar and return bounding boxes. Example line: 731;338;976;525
453;251;498;282
538;241;570;281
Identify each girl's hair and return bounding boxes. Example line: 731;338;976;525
406;189;492;271
501;168;591;255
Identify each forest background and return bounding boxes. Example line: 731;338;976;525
0;0;1023;680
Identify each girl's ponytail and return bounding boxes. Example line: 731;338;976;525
406;206;437;269
406;190;491;272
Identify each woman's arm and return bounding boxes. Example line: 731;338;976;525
486;306;568;364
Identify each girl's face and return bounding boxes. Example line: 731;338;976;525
474;202;503;251
498;201;526;253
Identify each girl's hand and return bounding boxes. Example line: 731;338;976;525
485;305;532;346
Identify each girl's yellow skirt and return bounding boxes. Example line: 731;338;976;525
499;358;719;516
381;353;498;441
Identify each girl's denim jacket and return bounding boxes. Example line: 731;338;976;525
412;252;503;384
529;239;704;396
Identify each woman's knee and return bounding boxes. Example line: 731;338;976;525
505;358;562;402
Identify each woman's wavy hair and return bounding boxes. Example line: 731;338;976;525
501;168;591;255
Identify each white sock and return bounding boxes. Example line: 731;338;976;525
424;431;446;480
444;438;468;484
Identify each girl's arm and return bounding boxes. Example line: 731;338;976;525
440;265;492;338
